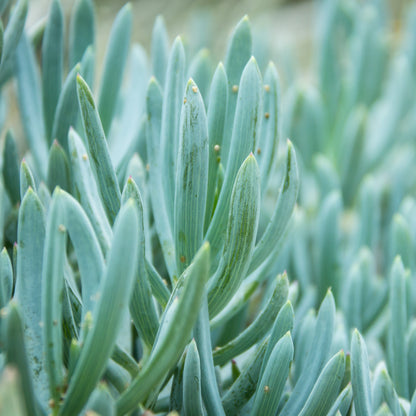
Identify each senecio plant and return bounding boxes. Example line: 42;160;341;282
0;0;415;415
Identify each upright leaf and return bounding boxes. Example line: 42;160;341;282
116;243;210;415
98;3;132;136
208;153;260;316
160;36;185;229
14;189;48;407
42;189;66;404
69;0;95;68
77;74;121;224
60;201;139;416
174;79;208;272
205;57;262;260
151;15;169;88
42;0;63;142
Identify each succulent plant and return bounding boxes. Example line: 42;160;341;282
1;0;416;415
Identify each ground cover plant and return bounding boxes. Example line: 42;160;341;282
0;0;415;414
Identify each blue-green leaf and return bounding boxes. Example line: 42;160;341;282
98;3;132;136
116;243;210;415
42;189;66;404
258;62;280;192
183;340;203;416
77;74;121;224
14;188;48;407
47;140;71;192
222;337;268;415
174;79;208;273
59;190;104;317
351;329;373;416
204;62;228;232
2;130;20;205
16;33;48;176
194;297;226;416
250;332;293;416
121;178;159;349
188;49;212;104
388;256;409;399
0;0;27;71
248;141;299;273
146;77;176;278
60;200;139;416
326;383;353;416
280;290;335;416
42;0;63;142
68;128;112;255
298;350;346;416
205;57;262;260
208;153;260;316
221;15;252;164
151;15;169;88
69;0;95;69
51;63;81;155
1;301;41;415
0;248;12;309
160;36;185;230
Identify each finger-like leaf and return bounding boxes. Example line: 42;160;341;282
351;329;373;416
298;350;346;416
0;0;27;70
42;0;63;142
151;15;169;88
76;75;121;223
2;130;20;205
250;332;293;416
222;337;269;415
116;243;210;415
208;153;260;316
258;62;280;192
280;290;335;416
51;63;81;155
1;302;40;415
205;57;262;260
59;190;104;318
326;383;353;416
60;200;139;416
188;49;212;104
19;159;36;199
259;300;294;379
68;128;112;255
98;3;132;136
47;140;71;192
174;79;208;272
183;340;204;416
388;256;409;399
69;0;95;69
194;297;226;416
146;77;176;278
204;62;228;232
42;189;66;403
248;141;299;273
14;189;49;406
16;33;48;176
121;177;159;348
0;248;12;309
221;15;252;164
160;36;185;230
372;362;402;416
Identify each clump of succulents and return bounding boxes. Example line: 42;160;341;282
0;0;416;415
